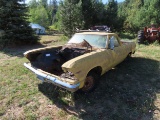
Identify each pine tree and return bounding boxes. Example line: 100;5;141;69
40;0;48;9
0;0;38;47
48;0;58;25
57;0;84;37
70;0;106;28
28;0;37;8
106;0;118;31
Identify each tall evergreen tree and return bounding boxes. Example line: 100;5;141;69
117;2;126;31
71;0;106;28
57;0;84;37
28;0;37;8
40;0;48;9
105;0;118;31
48;0;58;25
0;0;38;47
81;0;94;28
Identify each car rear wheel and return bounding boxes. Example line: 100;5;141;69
81;72;98;93
137;30;144;44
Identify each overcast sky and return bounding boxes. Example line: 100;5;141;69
25;0;125;4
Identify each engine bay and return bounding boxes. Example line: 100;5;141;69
31;40;93;75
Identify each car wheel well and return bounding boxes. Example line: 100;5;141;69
80;67;102;93
88;66;102;76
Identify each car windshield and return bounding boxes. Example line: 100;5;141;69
68;34;107;48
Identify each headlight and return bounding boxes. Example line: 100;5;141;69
60;71;77;80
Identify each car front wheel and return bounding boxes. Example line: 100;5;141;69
81;72;98;93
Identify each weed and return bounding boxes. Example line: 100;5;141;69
152;40;160;46
119;32;136;39
25;113;37;120
68;116;79;120
42;116;52;120
60;35;69;41
57;109;67;118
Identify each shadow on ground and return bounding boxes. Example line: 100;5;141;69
38;57;160;120
0;43;46;58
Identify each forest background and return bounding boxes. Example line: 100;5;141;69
0;0;160;46
28;0;160;36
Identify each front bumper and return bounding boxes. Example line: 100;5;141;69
24;63;80;92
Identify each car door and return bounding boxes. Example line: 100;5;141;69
100;36;116;74
108;36;128;66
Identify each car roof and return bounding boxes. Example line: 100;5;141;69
75;32;117;36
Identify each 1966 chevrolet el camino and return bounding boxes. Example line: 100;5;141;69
24;32;136;92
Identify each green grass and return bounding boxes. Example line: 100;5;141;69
0;35;160;120
39;34;68;46
119;32;136;40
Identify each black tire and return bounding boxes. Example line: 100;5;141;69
137;30;144;44
158;32;160;37
80;72;99;93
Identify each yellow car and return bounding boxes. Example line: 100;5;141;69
24;32;136;92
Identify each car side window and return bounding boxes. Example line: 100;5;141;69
108;36;119;49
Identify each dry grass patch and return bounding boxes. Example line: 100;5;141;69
39;34;68;46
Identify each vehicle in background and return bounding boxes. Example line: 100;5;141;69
137;24;160;44
90;25;110;32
